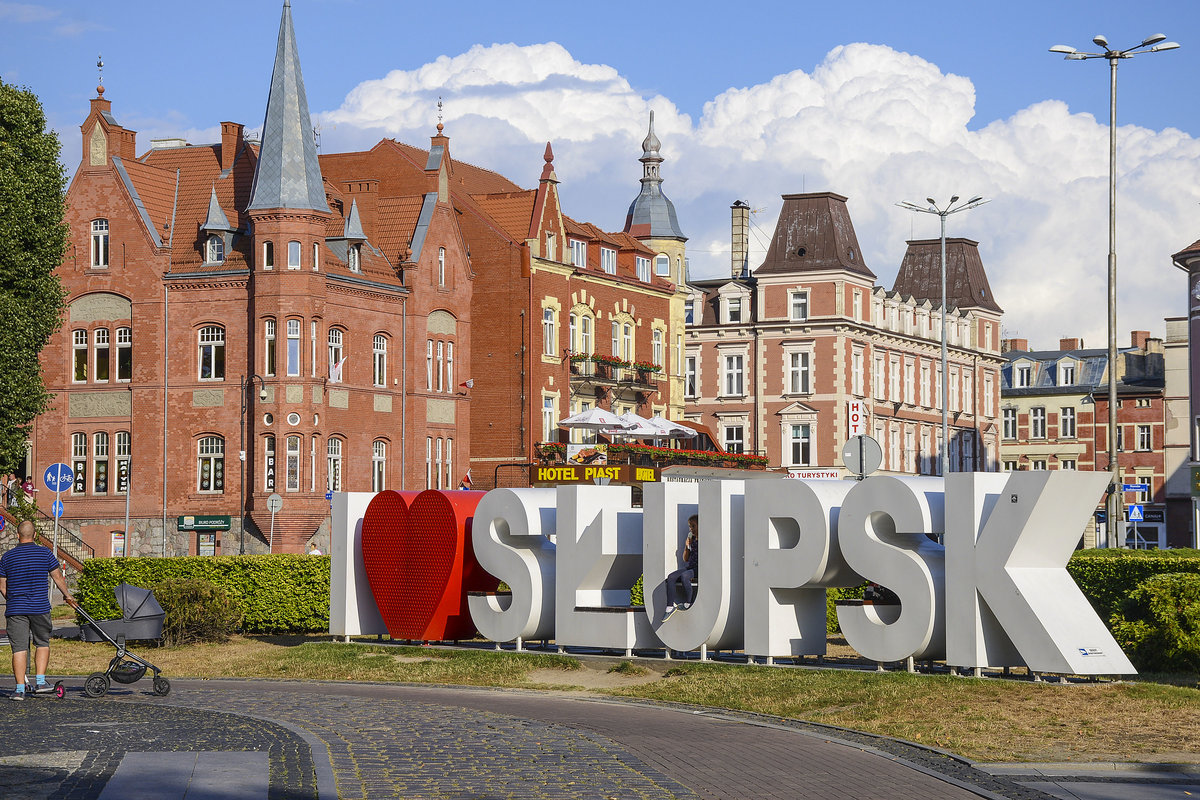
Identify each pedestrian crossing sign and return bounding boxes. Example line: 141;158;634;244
1127;504;1144;522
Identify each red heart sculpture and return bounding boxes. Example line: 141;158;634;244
360;489;497;641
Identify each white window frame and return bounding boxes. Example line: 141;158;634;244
286;319;301;377
726;297;742;325
570;239;587;268
1031;406;1047;439
207;234;224;264
652;329;663;369
93;432;109;495
372;440;386;492
91;219;109;268
788;423;813;467
347;244;359;273
426;340;434;389
287;240;301;270
264;319;277;377
438;247;446;286
373;335;386;387
446;341;454;390
1015;364;1031;388
723;424;745;454
327;437;342;492
636;257;650;282
722;352;745;397
1002;408;1017;440
600;247;616;275
1061;406;1076;439
1137;424;1152;452
580;315;592;354
543;308;556;356
685;355;698;398
93;327;110;383
1060;361;1076;386
262;240;274;270
285;435;301;492
313;241;320;271
654;254;670;277
328;328;343;380
786;349;811;395
197;435;224;493
73;329;88;382
198;326;225;381
790;290;809;322
437;341;444;392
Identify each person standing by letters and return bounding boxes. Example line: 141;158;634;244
0;520;77;699
661;515;698;621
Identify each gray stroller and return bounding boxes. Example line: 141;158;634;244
78;582;170;697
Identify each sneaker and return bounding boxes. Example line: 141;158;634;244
32;683;55;694
660;605;676;623
10;689;24;701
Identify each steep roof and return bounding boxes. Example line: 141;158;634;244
469;191;537;242
246;0;328;214
754;192;874;278
893;238;1002;313
623;111;686;241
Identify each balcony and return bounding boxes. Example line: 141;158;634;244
568;356;661;393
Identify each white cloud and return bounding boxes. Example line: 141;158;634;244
323;41;1200;347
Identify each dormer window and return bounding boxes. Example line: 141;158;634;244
727;297;742;324
600;247;616;275
1059;361;1076;386
570;239;587;268
636;257;650;282
348;244;360;273
655;254;670;277
206;235;225;264
1014;363;1031;388
91;219;109;268
545;232;556;261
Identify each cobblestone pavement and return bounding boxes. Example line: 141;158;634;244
0;678;1113;799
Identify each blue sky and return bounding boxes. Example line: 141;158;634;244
3;0;1198;346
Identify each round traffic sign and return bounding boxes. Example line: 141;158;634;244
841;435;883;477
266;493;283;513
43;463;74;492
51;499;64;518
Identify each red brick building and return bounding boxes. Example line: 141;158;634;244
31;3;470;555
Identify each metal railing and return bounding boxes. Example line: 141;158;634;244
2;485;95;563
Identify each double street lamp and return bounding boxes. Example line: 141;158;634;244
897;196;989;478
239;374;268;555
1049;33;1179;548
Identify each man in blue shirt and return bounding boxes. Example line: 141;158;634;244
0;520;76;700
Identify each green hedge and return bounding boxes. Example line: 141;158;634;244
77;555;330;633
1067;549;1200;621
1109;572;1200;673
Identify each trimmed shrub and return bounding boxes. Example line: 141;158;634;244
154;578;244;646
1109;572;1200;674
1068;549;1200;621
78;554;330;633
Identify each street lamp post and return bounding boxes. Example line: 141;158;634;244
239;374;268;555
1049;33;1179;548
897;196;989;477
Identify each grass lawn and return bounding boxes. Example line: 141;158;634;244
43;631;1199;765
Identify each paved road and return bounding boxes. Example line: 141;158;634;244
2;679;1195;799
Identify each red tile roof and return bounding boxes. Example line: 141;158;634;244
469;191;536;242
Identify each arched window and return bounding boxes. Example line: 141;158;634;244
287;240;301;269
206;235;224;264
348;244;360;273
372;440;386;491
373;335;387;387
445;342;453;391
197;436;224;493
286;319;301;376
652;329;663;368
264;319;276;377
91;219;109;268
116;327;132;381
543;308;555;355
438;247;446;286
94;328;110;382
73;329;88;382
327;438;342;492
655;254;670;277
285;435;301;491
580;315;593;354
93;432;109;495
71;433;87;494
328;328;344;381
568;313;578;352
262;240;274;270
313;242;320;271
198;326;225;380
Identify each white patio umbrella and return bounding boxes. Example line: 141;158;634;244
606;412;661;439
647;415;697;438
557;407;626;431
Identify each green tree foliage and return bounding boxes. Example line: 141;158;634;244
0;80;68;474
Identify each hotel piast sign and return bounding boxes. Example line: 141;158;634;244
531;464;658;485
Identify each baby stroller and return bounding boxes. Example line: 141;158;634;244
77;582;170;697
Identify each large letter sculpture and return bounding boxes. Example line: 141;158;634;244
836;477;946;663
467;488;558;643
744;479;861;658
944;471;1136;674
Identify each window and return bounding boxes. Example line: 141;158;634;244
373;335;386;387
1015;364;1031;388
611;321;619;356
265;320;276;376
262;240;274;270
983;373;994;417
1117;426;1124;452
1060;362;1075;385
285;435;301;491
723;353;744;396
962;369;973;414
904;360;914;405
543;308;556;355
436;341;444;392
115;431;130;494
445;438;453;491
425;340;434;389
1031;407;1046;439
372;441;386;491
199;326;225;380
1137;424;1152;451
264;435;276;491
71;433;87;494
1002;408;1017;440
1061;459;1077;470
685;299;695;325
92;432;109;495
94;328;110;382
788;351;811;394
723;425;744;454
600;248;616;275
1134;478;1151;503
790;291;809;321
310;321;318;378
570;239;587;267
636;257;650;282
206;235;224;263
873;355;885;400
655;254;670;277
685;356;697;397
286;320;300;376
1003;460;1018;471
545;232;556;261
438;247;446;286
542;396;555;441
327;438;342;492
435;438;443;489
91;219;109;268
1136;397;1152;408
73;329;87;381
580;316;592;354
328;329;343;381
1032;459;1047;471
621;324;633;361
197;436;224;493
288;240;301;269
889;356;901;401
446;341;453;390
852;349;864;396
313;242;320;271
1061;407;1076;439
727;297;742;324
347;244;359;272
568;314;578;353
920;362;931;407
652;330;663;369
789;424;812;466
116;327;131;381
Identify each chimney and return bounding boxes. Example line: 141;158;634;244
1059;337;1083;351
220;122;243;172
1002;337;1029;353
1130;330;1150;350
731;200;749;277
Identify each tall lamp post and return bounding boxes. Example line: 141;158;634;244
239;374;268;555
1049;33;1179;548
897;196;989;477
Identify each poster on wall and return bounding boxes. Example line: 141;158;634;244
566;443;607;465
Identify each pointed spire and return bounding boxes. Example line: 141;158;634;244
247;1;328;214
343;199;366;240
641;110;661;158
623;110;686;241
201;186;233;232
540;141;557;182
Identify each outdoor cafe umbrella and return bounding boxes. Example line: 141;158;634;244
557;406;627;431
606;412;662;439
647;415;697;439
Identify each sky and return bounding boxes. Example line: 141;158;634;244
3;0;1199;349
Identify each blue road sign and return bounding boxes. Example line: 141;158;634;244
325;490;333;501
1127;504;1145;522
43;463;74;492
1122;483;1149;493
0;517;5;532
51;499;64;518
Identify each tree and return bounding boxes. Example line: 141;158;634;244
0;80;67;474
